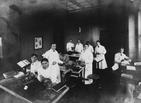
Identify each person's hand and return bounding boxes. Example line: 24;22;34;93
30;73;34;77
96;53;100;55
52;61;57;65
40;75;44;81
128;59;131;62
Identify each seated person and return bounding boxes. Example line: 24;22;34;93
26;53;41;76
37;58;54;88
112;48;131;71
23;54;41;90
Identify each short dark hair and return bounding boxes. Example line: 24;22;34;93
31;53;38;58
51;42;56;45
96;40;100;43
86;41;90;44
120;47;124;50
41;58;49;63
85;42;89;46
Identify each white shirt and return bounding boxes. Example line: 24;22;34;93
95;45;106;55
114;52;129;63
112;53;130;71
95;45;107;62
42;49;63;65
30;60;41;74
95;45;107;69
37;66;53;82
66;42;74;52
75;43;83;53
79;49;93;64
88;45;94;53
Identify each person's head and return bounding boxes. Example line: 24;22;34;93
69;40;72;42
120;48;124;53
96;40;101;46
84;43;89;50
86;41;90;45
77;40;81;43
51;43;56;51
41;58;49;69
31;53;38;63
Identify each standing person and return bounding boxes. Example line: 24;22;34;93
94;40;107;88
79;43;94;85
94;40;107;69
42;43;63;84
75;40;83;53
86;41;94;53
66;40;75;52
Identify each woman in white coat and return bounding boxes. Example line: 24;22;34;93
94;40;107;69
79;43;94;85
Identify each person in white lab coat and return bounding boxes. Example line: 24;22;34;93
42;44;63;84
37;58;53;88
75;40;83;53
112;48;131;85
66;40;75;52
112;48;131;71
29;54;42;75
94;40;107;69
86;41;94;53
23;54;42;90
79;43;94;85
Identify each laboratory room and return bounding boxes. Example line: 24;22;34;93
0;0;141;103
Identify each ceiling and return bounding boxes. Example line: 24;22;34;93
8;0;141;13
60;0;141;12
0;0;141;17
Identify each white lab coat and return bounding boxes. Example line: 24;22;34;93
37;66;53;82
42;49;63;84
75;43;83;53
88;44;94;53
66;42;74;52
112;52;130;71
114;52;129;63
79;49;93;84
30;60;41;75
95;45;107;69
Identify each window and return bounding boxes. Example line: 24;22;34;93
0;37;2;58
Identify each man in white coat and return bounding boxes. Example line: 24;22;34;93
42;43;63;84
79;43;94;85
112;48;131;71
75;40;83;53
94;40;107;69
66;40;75;52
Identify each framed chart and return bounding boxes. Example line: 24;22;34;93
34;37;42;49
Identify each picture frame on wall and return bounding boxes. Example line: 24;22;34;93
34;37;42;49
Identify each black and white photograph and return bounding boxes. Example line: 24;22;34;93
34;37;42;49
0;0;141;103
